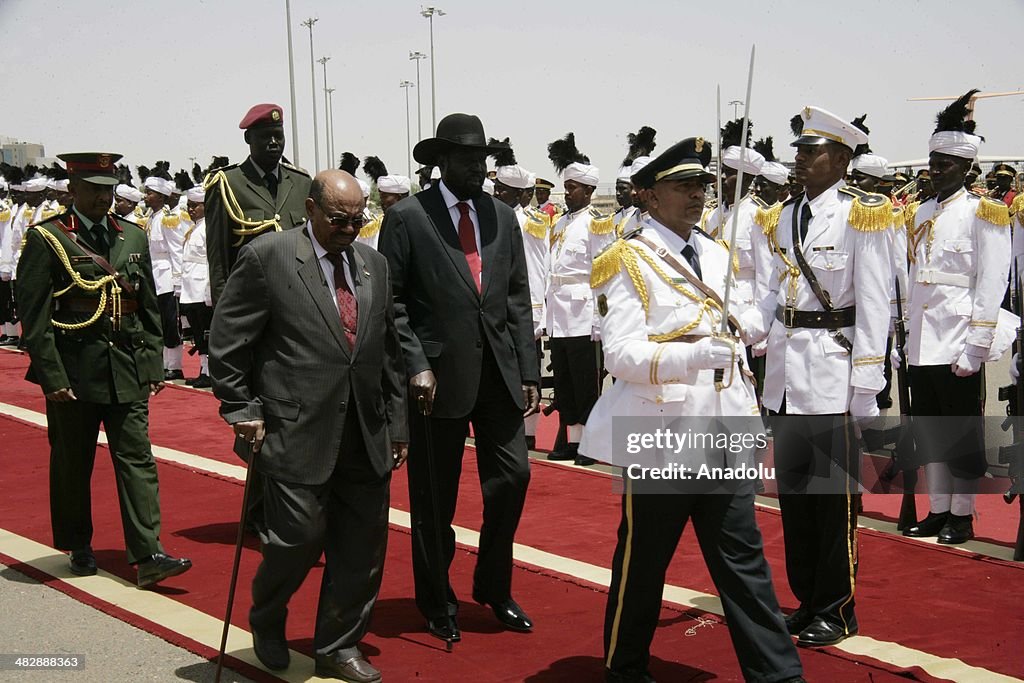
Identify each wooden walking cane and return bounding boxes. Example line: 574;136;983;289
214;436;260;683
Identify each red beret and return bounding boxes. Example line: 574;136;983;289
239;103;284;130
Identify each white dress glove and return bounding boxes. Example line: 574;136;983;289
849;389;880;423
952;346;984;378
751;339;767;358
694;337;736;371
890;343;902;370
1011;352;1020;385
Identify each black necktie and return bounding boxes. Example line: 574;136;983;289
265;172;278;200
682;244;702;281
799;203;812;244
92;222;108;254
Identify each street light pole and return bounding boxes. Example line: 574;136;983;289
728;99;743;120
318;56;331;166
400;80;414;179
301;17;319;172
409;51;427;141
326;87;335;168
284;0;301;165
420;7;445;133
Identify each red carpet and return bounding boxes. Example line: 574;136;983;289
1;348;1022;682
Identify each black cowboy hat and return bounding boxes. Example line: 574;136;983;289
413;113;509;166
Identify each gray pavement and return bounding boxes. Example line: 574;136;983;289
0;562;256;683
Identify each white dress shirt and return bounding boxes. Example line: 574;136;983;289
438;179;483;268
308;223;355;314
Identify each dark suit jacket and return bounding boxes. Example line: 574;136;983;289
378;184;539;418
17;212;163;403
205;158;311;304
209;227;408;484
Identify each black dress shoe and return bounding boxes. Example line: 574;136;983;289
252;629;290;671
574;454;597;466
784;606;814;636
190;374;212;389
797;617;856;646
606;668;656;682
547;443;578;461
937;513;974;544
426;616;461;643
477;596;533;632
163;369;185;381
69;548;97;576
136;553;192;588
0;335;21;347
903;511;949;538
315;652;381;682
525;435;537;451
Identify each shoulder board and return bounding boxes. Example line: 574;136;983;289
588;208;615;235
976;196;1011;227
754;202;783;238
693;226;712;240
1010;192;1024;217
838;185;867;200
847;192;894;232
751;194;769;209
37;210;71;226
621;225;645;241
281;161;311;178
783;192;803;207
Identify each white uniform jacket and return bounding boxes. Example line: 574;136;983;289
745;180;894;415
701;194;764;308
580;218;761;466
147;206;187;296
180;217;211;306
517;205;550;339
545;205;616;338
1;203;33;280
904;190;1011;366
356;210;382;251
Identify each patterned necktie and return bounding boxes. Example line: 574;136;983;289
456;202;482;292
325;252;357;349
265;171;278;201
800;203;812;244
682;243;702;281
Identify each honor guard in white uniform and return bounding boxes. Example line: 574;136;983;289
742;105;894;647
582;138;804;683
751;137;790;365
113;184;144;224
360;156;411;251
0;177;16;345
143;176;187;380
493;144;550;449
614;127;657;235
545;133;615;466
0;176;46;345
180;186;213;388
897;90;1013;545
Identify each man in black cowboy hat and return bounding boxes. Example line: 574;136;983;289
378;113;541;643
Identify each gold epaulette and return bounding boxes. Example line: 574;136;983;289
977;196;1011;227
360;215;383;239
162;211;181;229
840;187;893;232
891;204;905;231
904;201;920;232
0;207;10;222
588;207;615;236
1010;192;1024;217
754;202;782;238
590;238;649;312
523;211;548;240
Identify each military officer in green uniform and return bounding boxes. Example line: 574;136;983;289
205;103;311;304
16;152;192;588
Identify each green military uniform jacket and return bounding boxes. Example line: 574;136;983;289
204;157;311;303
16;211;163;403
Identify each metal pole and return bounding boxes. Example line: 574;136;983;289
326;88;336;167
301;17;319;172
410;51;427;141
285;0;300;166
318;56;331;167
420;8;445;132
401;81;414;178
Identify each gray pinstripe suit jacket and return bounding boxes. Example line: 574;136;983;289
210;226;408;484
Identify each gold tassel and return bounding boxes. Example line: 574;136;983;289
903;201;919;233
755;203;782;239
976;197;1011;227
590;240;625;289
619;243;649;314
848;196;894;232
523;215;547;239
1010;192;1024;217
360;215;382;239
589;213;615;236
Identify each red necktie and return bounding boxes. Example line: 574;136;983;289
326;252;358;349
456;202;482;292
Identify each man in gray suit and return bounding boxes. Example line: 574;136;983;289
209;170;407;683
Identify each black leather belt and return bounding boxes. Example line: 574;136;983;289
776;305;855;329
60;298;139;315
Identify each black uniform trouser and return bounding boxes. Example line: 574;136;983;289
604;478;803;682
407;343;530;619
157;292;181;349
0;279;14;324
549;335;601;428
877;334;894;405
46;398;163;564
908;364;986;478
249;399;390;656
181;302;213;356
771;407;859;632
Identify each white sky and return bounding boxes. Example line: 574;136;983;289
2;0;1022;190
